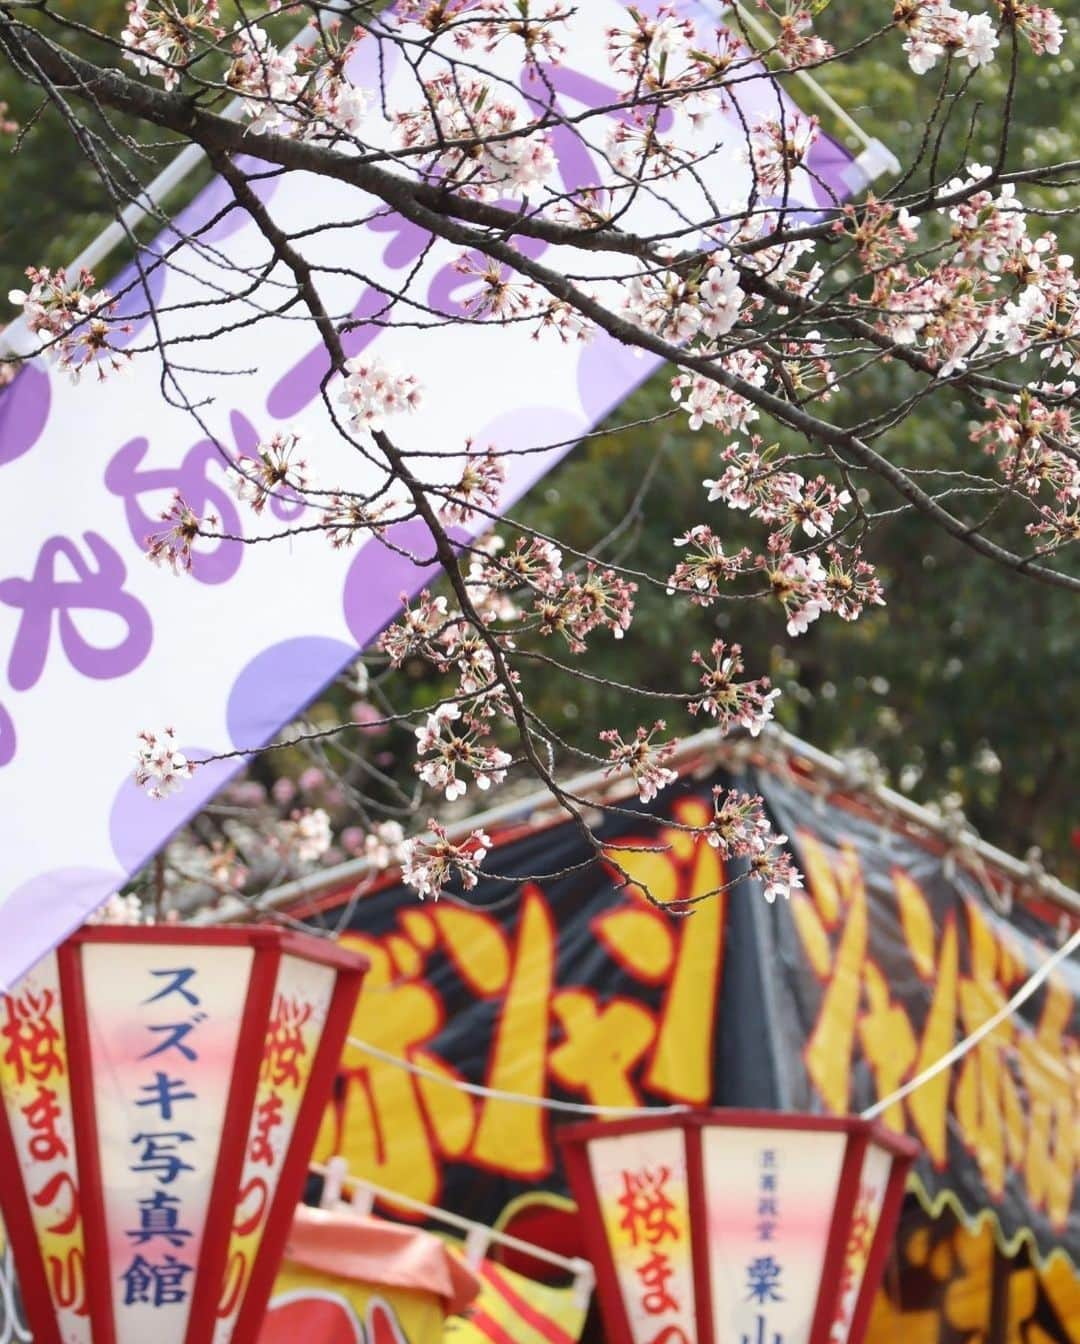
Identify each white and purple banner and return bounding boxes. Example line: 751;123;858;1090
0;1;861;988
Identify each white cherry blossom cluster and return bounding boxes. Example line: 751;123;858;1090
8;266;130;381
746;114;819;195
704;789;803;904
688;641;781;737
145;493;215;574
774;8;834;66
414;703;512;801
707;455;851;541
896;0;1062;73
671;353;766;433
89;892;146;925
623;254;745;343
226;20;369;139
121;0;222;90
272;807;332;864
380;591;452;666
667;526;751;603
323;495;398;550
533;564;637;652
401;822;493;899
763;546;830;636
604;3;751;121
233;431;308;514
897;0;998;73
439;444;507;525
364;821;407;870
759;541;885;635
439;0;572;63
395;74;555;199
396;0;571;63
606;5;696;84
338;355;423;431
600;721;679;804
135;728;194;799
465;535;564;623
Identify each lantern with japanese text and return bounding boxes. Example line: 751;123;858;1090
559;1110;918;1344
0;925;367;1344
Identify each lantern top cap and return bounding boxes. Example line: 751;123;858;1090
65;922;369;974
557;1107;919;1161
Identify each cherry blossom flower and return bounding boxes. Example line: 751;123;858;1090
606;5;695;87
1014;4;1065;56
145;493;215;574
395;74;555;199
323;495;394;550
748;840;805;903
233;431;308;514
439;624;503;696
440;443;506;525
273;808;332;864
822;545;886;623
89;893;146;925
834;195;920;264
8;266;130;380
453;1;572;63
338;355;423;431
467;535;563;621
380;590;452;666
766;476;853;540
401;822;492;899
703;788;778;857
606;121;683;182
415;703;512;800
600;721;679;803
624;267;703;342
534;564;637;652
224;17;369;139
135;728;194;799
465;535;521;623
701;789;803;900
365;821;407;870
671;351;766;432
121;0;222;90
746;114;819;194
453;255;536;321
689;641;780;736
775;9;834;66
532;300;594;344
762;543;829;636
668;526;750;604
699;257;744;339
1027;499;1080;547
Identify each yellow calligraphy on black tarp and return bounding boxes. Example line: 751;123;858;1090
791;829;1078;1241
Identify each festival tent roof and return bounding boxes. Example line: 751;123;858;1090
199;720;1080;929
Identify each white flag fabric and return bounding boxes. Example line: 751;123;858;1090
0;0;861;988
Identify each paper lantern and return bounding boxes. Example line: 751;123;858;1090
0;925;367;1344
559;1109;918;1344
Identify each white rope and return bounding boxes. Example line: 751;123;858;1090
860;923;1080;1121
346;1035;688;1118
350;923;1080;1125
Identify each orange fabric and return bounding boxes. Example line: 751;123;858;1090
284;1206;481;1316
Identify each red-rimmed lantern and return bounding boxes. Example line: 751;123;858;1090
559;1109;917;1344
0;925;367;1344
